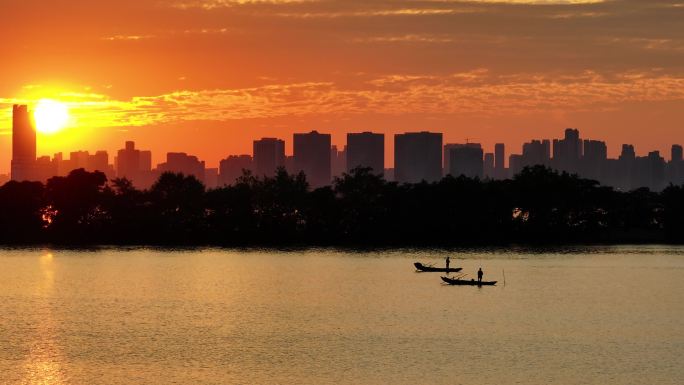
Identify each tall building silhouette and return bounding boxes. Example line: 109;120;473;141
442;144;458;176
157;152;206;183
521;140;551;169
635;151;666;191
553;128;582;173
582;140;607;181
11;105;36;181
205;168;219;189
494;143;505;179
114;141;155;188
346;132;384;174
219;155;253;186
253;138;285;177
672;145;683;162
447;143;483;179
331;145;347;178
395;132;442;183
669;145;684;185
484;153;494;178
117;141;141;180
294;131;331;188
615;144;637;190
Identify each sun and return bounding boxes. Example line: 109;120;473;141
33;99;70;134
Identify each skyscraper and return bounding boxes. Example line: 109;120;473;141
442;144;458;176
331;145;347;178
447;144;484;179
117;141;141;180
553;128;582;173
294;131;331;188
116;141;154;188
616;144;637;190
494;143;505;177
394;132;442;183
346;132;384;174
253;138;285;177
219;155;253;186
582;140;608;181
521;139;551;168
484;153;495;178
11;105;37;181
157;152;206;183
672;145;683;162
669;145;684;185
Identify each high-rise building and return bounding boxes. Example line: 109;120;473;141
615;144;637;190
553;128;582;173
34;156;57;182
447;144;484;179
395;132;442;183
494;143;505;179
157;152;206;183
11;105;37;181
253;138;285;177
205;168;219;189
116;142;154;188
484;153;495;178
521;140;551;168
634;151;666;191
582;140;608;181
669;145;684;185
442;144;458;176
117;141;141;180
219;155;253;186
139;151;152;173
672;145;683;162
331;145;347;178
346;132;384;174
619;144;636;161
509;154;523;177
89;151;110;174
294;131;331;188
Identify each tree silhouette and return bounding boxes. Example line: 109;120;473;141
149;172;206;242
0;166;681;245
0;180;45;243
45;168;108;240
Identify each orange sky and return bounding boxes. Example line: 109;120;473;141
1;0;683;172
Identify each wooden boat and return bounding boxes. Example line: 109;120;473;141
414;262;462;273
441;276;497;286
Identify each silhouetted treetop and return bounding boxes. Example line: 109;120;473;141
0;166;681;245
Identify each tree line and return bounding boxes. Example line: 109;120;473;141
1;166;683;245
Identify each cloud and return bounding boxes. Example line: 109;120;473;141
4;70;681;130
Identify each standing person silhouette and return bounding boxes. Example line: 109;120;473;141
477;267;483;283
445;256;451;272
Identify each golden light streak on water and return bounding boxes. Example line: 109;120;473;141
19;252;66;385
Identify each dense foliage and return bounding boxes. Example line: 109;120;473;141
0;166;682;245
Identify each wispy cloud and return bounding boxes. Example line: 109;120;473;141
3;70;682;130
102;34;156;41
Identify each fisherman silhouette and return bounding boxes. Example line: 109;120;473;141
445;256;451;271
477;267;483;283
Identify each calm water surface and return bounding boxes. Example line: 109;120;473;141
0;246;682;384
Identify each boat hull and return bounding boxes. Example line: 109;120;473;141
414;262;462;273
441;276;497;286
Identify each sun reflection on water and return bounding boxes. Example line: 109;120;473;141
20;252;66;385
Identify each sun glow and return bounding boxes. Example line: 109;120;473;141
34;99;70;134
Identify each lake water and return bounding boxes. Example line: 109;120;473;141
0;246;682;384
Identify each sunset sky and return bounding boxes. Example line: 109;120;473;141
1;0;683;172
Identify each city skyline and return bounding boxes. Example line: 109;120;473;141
5;104;683;192
1;1;683;174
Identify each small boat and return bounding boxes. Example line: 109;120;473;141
441;276;497;286
414;262;462;273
